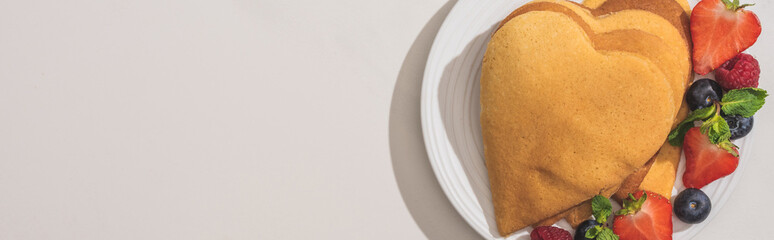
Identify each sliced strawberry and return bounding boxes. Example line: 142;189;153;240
682;127;740;189
691;0;761;75
613;191;673;240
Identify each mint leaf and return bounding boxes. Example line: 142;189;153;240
591;195;612;224
586;225;619;240
588;196;616;239
721;88;768;117
596;228;620;240
668;105;716;146
585;225;603;239
700;110;731;144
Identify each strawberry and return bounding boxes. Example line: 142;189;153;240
691;0;761;75
613;191;673;240
682;127;740;189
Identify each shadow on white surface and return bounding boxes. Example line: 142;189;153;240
388;0;483;239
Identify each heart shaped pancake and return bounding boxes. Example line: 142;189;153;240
500;0;693;227
501;0;690;229
482;10;675;236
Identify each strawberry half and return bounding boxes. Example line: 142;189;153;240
682;127;740;189
613;191;673;240
691;0;761;75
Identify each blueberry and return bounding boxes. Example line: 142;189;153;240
574;219;599;240
723;115;754;140
686;79;724;110
673;188;711;224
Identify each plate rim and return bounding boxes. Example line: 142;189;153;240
420;0;497;238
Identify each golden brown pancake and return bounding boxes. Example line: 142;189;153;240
583;0;691;15
520;0;689;115
533;155;657;227
613;155;658;200
581;0;691;44
544;107;688;227
582;0;693;202
538;0;694;225
497;0;690;228
550;105;689;227
482;10;674;235
639;103;690;197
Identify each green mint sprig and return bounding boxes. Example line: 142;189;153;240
667;88;768;155
586;225;618;240
721;87;767;117
586;195;619;240
667;104;716;146
591;195;612;223
700;103;732;145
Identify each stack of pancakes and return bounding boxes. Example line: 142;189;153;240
480;0;693;236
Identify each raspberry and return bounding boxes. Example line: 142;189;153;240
530;226;572;240
715;53;760;90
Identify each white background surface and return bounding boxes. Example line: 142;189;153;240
0;0;772;239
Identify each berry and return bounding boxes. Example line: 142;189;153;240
691;0;761;75
715;53;760;90
686;79;724;111
723;114;754;140
673;188;712;224
613;191;673;240
574;220;599;240
530;226;572;240
682;127;739;189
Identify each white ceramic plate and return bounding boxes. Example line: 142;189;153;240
420;0;754;239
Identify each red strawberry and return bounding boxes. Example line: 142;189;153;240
682;127;740;189
530;226;571;240
613;191;673;240
691;0;761;75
